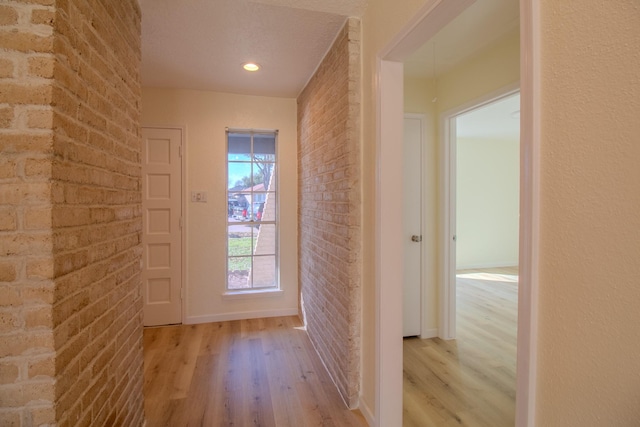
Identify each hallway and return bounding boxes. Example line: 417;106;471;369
143;316;367;426
403;267;517;426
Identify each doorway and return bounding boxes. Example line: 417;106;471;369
402;92;522;426
376;0;539;426
442;90;521;339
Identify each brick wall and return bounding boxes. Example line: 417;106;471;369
0;0;144;425
0;0;56;424
297;18;361;408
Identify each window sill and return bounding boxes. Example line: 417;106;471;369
221;288;284;300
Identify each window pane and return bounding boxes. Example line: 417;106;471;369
228;162;253;191
227;193;250;222
228;133;252;161
252;256;276;288
228;258;251;289
253;134;276;159
227;130;277;291
250;199;265;222
253;224;275;256
249;193;275;220
267;165;276;191
228;228;254;257
251;162;274;191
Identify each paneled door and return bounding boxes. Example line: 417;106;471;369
141;127;182;326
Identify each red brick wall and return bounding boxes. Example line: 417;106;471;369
297;18;361;408
0;0;144;425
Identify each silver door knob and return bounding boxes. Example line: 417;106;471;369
411;235;422;242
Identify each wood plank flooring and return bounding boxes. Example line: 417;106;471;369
403;267;518;427
143;316;367;427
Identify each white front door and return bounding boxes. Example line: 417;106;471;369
403;115;423;337
141;127;183;326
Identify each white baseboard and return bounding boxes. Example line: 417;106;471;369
183;308;299;324
420;328;438;339
358;397;374;426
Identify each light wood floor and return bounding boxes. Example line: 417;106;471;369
143;315;367;427
403;267;518;427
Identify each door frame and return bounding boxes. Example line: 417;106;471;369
141;125;186;325
439;83;521;340
374;0;540;426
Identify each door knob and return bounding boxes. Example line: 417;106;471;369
411;235;422;242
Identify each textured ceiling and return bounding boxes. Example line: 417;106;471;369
139;0;518;99
139;0;366;98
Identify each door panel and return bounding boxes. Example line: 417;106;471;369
142;127;182;326
403;116;423;337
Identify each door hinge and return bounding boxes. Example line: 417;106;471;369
180;288;184;300
178;144;183;157
179;217;184;229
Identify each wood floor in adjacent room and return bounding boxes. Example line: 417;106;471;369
143;315;367;427
403;267;518;427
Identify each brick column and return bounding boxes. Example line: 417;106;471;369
0;0;144;425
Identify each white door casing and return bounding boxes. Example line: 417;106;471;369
403;114;423;337
440;85;520;340
375;0;539;426
142;127;183;326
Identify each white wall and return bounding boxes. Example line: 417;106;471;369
141;88;298;323
456;137;519;269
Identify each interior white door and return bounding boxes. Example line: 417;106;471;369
141;127;182;326
403;115;423;337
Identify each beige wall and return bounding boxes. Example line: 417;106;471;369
1;0;145;425
537;0;640;424
297;18;362;408
141;88;298;323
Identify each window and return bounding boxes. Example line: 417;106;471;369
226;129;278;291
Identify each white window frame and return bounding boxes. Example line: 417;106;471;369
225;128;279;293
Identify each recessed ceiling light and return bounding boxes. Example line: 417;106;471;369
243;62;260;72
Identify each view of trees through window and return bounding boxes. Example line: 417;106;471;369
227;130;278;290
